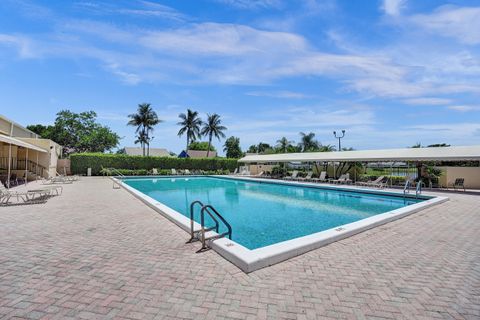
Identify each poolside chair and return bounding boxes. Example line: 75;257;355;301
171;169;178;175
151;168;159;175
42;176;74;185
356;176;385;187
0;183;51;204
232;168;238;175
330;174;349;184
284;170;299;181
310;171;327;183
55;171;78;182
184;169;191;175
448;178;466;191
253;171;264;177
297;172;313;182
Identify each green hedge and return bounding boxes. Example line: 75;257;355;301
70;153;238;175
98;168;231;176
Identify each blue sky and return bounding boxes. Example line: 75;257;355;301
1;0;479;154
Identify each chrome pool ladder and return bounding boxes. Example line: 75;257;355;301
187;200;232;252
109;168;125;189
404;180;423;199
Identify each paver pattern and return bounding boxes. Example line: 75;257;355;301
0;178;479;319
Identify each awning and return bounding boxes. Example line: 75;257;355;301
239;145;480;163
0;135;48;153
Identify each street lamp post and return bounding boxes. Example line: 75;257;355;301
333;130;346;151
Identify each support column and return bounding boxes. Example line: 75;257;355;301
25;148;28;186
7;143;12;188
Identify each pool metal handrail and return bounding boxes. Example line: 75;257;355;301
403;180;411;195
187;200;232;251
187;200;219;243
199;205;232;251
109;168;125;189
416;180;423;198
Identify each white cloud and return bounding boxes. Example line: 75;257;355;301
403;98;452;106
0;34;35;58
447;105;480;112
381;0;406;16
214;0;283;10
245;91;310;98
409;5;480;45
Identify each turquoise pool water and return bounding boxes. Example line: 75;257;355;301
124;177;424;250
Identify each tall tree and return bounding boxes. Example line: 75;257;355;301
276;137;294;153
134;130;149;153
298;132;319;152
28;110;120;156
257;142;272;154
127;103;162;156
201;113;227;157
177;109;202;152
223;136;242;159
247;145;258;153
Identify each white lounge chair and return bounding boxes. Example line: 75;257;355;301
284;170;299;181
311;171;327;183
297;172;313;182
356;176;385;187
0;183;51;204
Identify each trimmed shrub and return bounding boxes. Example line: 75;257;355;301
70;153;238;175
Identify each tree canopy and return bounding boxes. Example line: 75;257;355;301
177;109;202;151
127;103;162;156
27;110;120;156
188;141;216;151
223;136;242;158
201;113;227;157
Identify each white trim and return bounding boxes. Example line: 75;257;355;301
239;145;480;163
114;176;448;273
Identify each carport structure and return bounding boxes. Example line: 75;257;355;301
239;145;480;187
0;135;48;188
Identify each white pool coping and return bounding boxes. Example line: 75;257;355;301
113;175;449;273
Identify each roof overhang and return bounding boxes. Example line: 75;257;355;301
0;135;48;153
239;145;480;163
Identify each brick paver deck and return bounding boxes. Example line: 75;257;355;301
1;178;479;319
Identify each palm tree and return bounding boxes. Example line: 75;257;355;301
177;109;202;152
127;103;162;156
299;132;319;152
134;130;149;153
276;137;294;153
201;113;227;157
319;144;335;152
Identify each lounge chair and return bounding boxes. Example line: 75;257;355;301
356;176;385;187
284;170;299;181
0;183;51;204
311;171;327;183
232;168;238;175
171;169;178;175
448;178;466;191
184;169;191;175
253;171;264;177
330;174;351;184
28;185;63;196
151;168;159;175
297;172;313;182
55;171;78;182
42;176;73;184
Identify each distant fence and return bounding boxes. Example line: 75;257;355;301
70;153;238;176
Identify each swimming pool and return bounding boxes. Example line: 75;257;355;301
119;176;447;272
